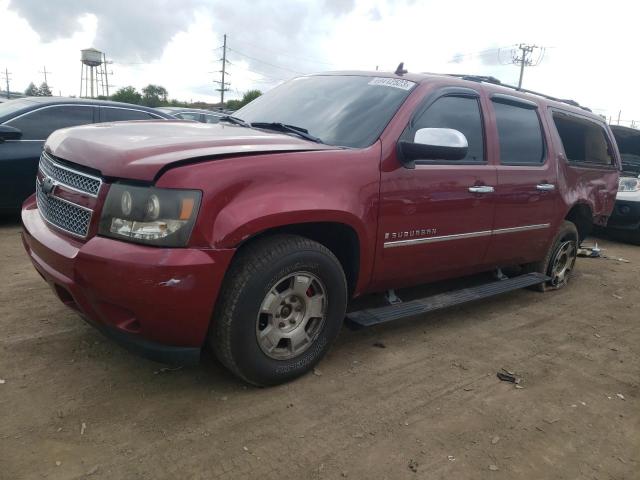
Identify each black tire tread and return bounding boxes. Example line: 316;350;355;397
211;234;346;385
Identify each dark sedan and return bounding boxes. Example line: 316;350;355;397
0;97;173;213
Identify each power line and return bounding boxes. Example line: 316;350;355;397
228;37;338;67
39;66;52;86
227;47;308;75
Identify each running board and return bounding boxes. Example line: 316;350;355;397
346;272;549;328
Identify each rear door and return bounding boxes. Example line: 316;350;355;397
484;95;559;266
373;88;498;289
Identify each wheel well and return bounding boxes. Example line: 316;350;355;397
565;204;593;243
237;222;360;296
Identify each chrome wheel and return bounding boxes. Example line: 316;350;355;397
256;272;327;360
549;240;576;287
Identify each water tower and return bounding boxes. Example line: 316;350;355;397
80;48;109;98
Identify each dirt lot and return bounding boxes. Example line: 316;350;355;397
1;218;638;480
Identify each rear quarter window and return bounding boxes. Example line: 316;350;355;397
552;113;613;166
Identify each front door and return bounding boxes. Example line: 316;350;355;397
373;91;497;290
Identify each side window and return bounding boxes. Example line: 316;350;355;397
203;114;221;124
176;112;201;122
492;101;544;164
552;113;613;165
102;108;157;122
8;105;94;140
411;96;484;162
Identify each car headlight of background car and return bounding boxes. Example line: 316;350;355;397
99;184;201;247
618;176;640;193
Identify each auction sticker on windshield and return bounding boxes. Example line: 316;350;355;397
368;77;415;90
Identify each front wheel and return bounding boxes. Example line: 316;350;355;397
210;234;348;386
524;220;579;292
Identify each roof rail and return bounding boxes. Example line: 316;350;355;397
442;74;592;112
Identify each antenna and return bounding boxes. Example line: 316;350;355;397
395;62;407;76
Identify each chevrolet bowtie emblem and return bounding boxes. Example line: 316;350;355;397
41;176;56;195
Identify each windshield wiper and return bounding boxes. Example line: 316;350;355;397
250;122;323;144
219;115;250;127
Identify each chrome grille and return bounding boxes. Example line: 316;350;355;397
39;152;102;197
36;180;93;237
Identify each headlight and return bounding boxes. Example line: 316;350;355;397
618;176;640;192
99;184;201;247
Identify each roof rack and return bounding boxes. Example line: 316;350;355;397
443;74;592;112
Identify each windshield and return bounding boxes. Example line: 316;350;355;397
234;75;416;148
0;98;36;122
612;127;640;175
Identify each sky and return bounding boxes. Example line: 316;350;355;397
1;0;639;125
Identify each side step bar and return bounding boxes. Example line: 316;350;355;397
346;272;549;328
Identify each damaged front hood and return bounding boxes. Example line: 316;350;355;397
45;120;336;181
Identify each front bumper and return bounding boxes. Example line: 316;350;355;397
21;196;235;366
607;199;640;230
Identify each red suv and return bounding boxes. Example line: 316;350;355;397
21;72;620;385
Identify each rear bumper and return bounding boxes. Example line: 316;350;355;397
607;199;640;230
21;196;235;366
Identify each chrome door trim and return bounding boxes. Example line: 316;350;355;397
384;230;493;248
492;223;550;235
383;223;551;248
536;183;556;191
468;185;495;193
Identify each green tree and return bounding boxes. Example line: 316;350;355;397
141;84;168;107
226;89;262;110
24;82;39;96
111;86;142;104
38;82;52;96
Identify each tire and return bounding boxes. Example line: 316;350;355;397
524;220;579;292
210;234;348;386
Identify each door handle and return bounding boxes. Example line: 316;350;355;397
468;185;495;194
536;183;556;191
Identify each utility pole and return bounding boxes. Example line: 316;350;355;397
214;34;230;107
511;44;541;90
40;66;51;85
2;67;11;99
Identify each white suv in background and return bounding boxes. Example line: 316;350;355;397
608;125;640;243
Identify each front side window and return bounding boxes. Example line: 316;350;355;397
553;113;613;165
234;75;416;148
102;108;157;122
7;105;94;140
493;101;544;164
203;114;221;124
409;96;485;162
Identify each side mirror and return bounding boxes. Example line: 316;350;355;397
398;128;468;168
0;125;22;143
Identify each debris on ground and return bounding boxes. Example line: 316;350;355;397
544;418;560;424
447;455;456;461
616;393;625;400
489;464;499;471
497;369;521;384
80;422;87;435
86;465;99;476
373;341;386;349
613;294;623;300
313;368;322;376
153;366;183;375
408;459;419;473
577;243;601;258
0;379;5;384
491;436;500;445
55;461;61;467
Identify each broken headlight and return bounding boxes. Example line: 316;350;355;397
99;184;201;247
618;176;640;192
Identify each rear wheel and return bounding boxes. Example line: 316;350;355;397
524;220;579;292
210;234;347;386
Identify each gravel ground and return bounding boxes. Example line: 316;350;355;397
1;218;638;479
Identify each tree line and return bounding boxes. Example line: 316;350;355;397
23;82;261;111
